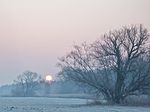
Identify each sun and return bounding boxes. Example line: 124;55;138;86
45;75;53;81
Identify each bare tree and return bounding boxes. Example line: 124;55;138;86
59;25;150;104
12;71;41;96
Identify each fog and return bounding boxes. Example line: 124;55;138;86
0;0;150;85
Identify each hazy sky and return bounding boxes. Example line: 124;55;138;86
0;0;150;85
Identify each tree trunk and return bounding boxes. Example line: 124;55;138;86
114;73;124;104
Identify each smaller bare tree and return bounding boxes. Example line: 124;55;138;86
12;71;41;96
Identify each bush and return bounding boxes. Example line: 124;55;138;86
123;95;150;106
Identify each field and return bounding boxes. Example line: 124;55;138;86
0;97;150;112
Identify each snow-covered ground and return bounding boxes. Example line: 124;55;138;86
0;97;150;112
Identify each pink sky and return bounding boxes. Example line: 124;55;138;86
0;0;150;85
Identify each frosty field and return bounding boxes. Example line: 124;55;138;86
0;97;150;112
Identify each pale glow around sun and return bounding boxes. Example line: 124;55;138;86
46;75;53;81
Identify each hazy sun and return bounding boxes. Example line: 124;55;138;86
46;75;53;81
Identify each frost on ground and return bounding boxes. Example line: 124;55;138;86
0;97;150;112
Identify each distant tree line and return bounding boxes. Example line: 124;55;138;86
59;25;150;104
10;70;83;97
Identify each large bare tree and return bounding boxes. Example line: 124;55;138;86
59;25;150;103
